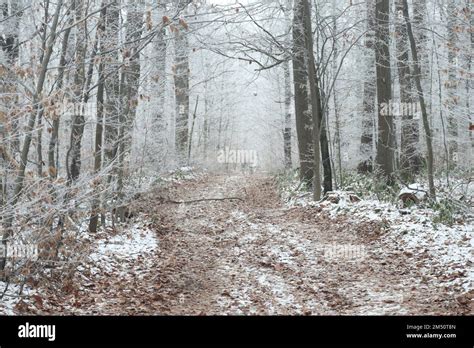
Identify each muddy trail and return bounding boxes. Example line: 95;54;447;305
16;173;469;315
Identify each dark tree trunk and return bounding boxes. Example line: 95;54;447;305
317;86;333;193
283;59;292;169
89;4;107;233
292;0;313;185
359;0;376;173
151;5;167;165
68;0;87;182
116;1;143;222
402;0;435;198
375;0;395;185
301;0;322;200
446;0;459;168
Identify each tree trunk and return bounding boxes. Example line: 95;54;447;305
174;19;190;165
402;0;435;198
48;14;73;179
332;1;342;188
375;0;395;185
68;0;87;182
115;0;143;222
301;0;322;200
104;1;121;167
318;83;333;193
0;0;21;204
467;0;473;151
395;0;421;180
359;0;376;173
151;5;167;168
89;4;107;233
292;0;313;185
283;59;292;169
446;0;459;168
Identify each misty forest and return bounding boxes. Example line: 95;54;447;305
0;0;472;315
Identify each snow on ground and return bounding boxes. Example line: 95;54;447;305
0;215;159;315
285;189;473;295
0;281;36;315
3;173;471;315
87;220;158;276
215;210;306;314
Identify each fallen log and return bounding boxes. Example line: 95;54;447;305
166;197;244;204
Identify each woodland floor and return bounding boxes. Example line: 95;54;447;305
4;173;472;315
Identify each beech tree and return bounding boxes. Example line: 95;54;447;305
402;0;435;197
292;0;314;185
173;2;191;165
359;0;375;173
374;0;395;185
395;0;421;180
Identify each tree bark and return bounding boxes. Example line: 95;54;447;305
375;0;395;185
318;83;333;193
446;0;459;168
174;19;190;165
89;4;107;233
151;5;168;167
402;0;435;198
301;0;322;200
68;0;87;182
292;0;313;185
104;1;121;167
359;0;376;173
283;59;292;169
48;13;73;179
115;0;144;222
395;0;421;180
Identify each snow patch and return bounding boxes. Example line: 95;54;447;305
285;188;473;295
87;220;158;276
0;282;36;315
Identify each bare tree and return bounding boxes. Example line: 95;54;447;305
0;0;22;207
395;0;421;180
374;0;395;185
89;4;107;233
358;0;375;173
292;0;313;185
402;0;435;198
67;0;88;182
283;1;292;170
300;0;322;200
151;4;168;167
116;0;144;221
173;16;190;165
446;0;459;168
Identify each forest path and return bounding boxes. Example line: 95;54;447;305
135;174;466;315
21;173;467;315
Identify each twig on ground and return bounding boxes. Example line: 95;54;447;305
166;197;244;204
